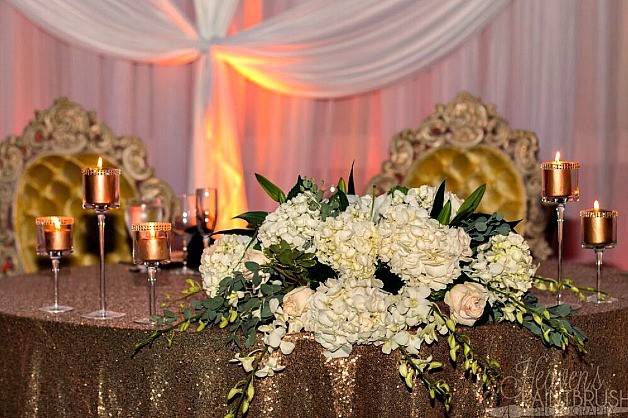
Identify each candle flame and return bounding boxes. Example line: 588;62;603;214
97;157;103;169
594;200;600;211
554;151;561;162
51;216;61;231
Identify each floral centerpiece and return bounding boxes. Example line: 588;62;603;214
134;168;591;417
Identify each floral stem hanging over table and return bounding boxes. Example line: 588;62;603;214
133;166;595;418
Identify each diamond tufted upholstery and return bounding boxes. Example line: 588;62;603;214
15;154;135;273
0;97;176;276
404;145;526;223
368;92;550;260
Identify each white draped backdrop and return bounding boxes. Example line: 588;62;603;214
1;0;627;268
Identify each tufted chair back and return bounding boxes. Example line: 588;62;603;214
368;92;550;260
0;98;175;276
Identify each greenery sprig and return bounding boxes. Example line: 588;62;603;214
399;351;451;411
533;275;598;302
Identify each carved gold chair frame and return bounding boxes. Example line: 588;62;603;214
0;98;175;276
368;92;550;260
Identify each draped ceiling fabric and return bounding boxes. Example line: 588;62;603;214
2;0;628;269
5;0;509;229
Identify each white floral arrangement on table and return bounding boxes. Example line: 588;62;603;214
134;168;592;417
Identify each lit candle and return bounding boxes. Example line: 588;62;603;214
35;216;74;253
580;200;618;247
541;151;581;200
132;223;172;263
82;157;121;208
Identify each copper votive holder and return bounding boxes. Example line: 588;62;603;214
81;161;124;320
541;161;580;202
580;208;618;304
540;160;580;306
132;222;172;326
82;167;121;209
35;216;74;314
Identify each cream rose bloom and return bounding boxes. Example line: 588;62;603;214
444;282;488;326
282;286;315;317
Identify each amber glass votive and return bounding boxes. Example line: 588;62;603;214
82;163;121;208
132;223;172;263
35;216;74;254
580;208;618;248
541;160;580;200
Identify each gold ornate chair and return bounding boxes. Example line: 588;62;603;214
0;98;176;276
368;92;550;260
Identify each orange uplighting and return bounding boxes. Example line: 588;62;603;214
594;200;600;211
97;156;103;169
51;216;61;231
554;151;561;162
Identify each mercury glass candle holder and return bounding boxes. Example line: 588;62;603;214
132;222;172;325
81;157;125;320
580;203;618;304
35;216;75;313
540;153;580;305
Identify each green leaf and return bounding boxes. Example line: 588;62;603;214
234;211;268;229
450;184;486;226
337;177;347;193
286;175;304;200
429;180;446;219
548;304;572;317
211;228;255;237
255;173;286;203
436;200;452;225
348;161;356;195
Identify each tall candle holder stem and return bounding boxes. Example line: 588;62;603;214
586;248;617;304
39;253;73;314
82;209;125;320
52;256;60;309
555;202;565;305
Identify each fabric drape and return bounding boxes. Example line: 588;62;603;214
6;0;510;227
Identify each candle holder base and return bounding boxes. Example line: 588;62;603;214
134;317;158;326
39;304;74;314
586;294;617;304
82;309;126;320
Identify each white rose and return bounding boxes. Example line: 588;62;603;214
444;282;488;327
282;286;315;317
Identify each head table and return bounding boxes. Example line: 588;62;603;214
0;262;626;418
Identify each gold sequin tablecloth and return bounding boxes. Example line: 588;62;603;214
0;263;627;418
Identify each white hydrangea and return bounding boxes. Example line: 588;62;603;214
258;192;321;253
302;276;393;358
405;185;463;216
378;196;472;290
199;235;252;297
465;232;537;304
315;198;380;280
199;235;270;299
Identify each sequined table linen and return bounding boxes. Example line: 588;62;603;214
0;263;626;417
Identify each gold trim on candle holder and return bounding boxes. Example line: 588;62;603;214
81;168;122;175
36;216;74;226
131;222;172;232
540;161;581;170
579;209;618;218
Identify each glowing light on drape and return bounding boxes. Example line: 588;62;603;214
7;0;510;227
